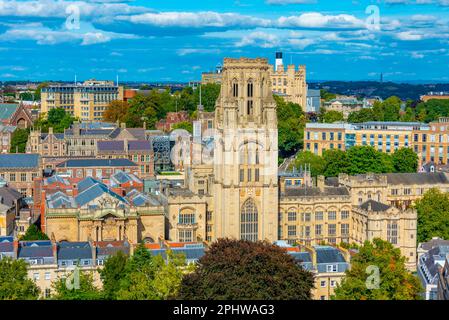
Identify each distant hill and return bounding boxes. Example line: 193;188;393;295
308;81;449;101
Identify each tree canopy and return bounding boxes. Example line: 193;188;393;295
51;270;103;300
19;224;49;241
415;188;449;243
10;128;30;153
296;146;415;177
321;110;344;123
103;100;130;123
34;107;76;133
0;257;40;300
333;238;422;300
177;238;314;300
276;95;306;159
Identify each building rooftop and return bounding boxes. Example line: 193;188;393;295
0;154;39;169
0;186;23;207
386;172;449;185
56;158;138;168
57;242;92;260
282;186;350;198
315;246;347;264
0;103;19;120
359;200;391;212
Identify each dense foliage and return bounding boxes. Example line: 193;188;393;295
321;110;344;123
51;271;103;300
35;107;76;133
19;224;50;241
104;84;220;128
0;258;40;300
10;128;30;153
348;97;449;124
415;188;449;243
333;238;422;300
275;95;306;159
295;147;417;177
177;238;314;300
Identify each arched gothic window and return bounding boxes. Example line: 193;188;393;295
240;198;258;241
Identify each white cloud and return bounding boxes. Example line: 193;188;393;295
278;12;365;29
116;11;270;28
411;51;424;58
235;31;280;48
287;38;316;49
177;48;221;56
396;31;423;40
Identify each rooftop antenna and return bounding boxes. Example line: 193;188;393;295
74;74;77;85
116;74;119;86
198;83;204;112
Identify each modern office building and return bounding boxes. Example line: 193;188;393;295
304;119;449;166
40;80;124;122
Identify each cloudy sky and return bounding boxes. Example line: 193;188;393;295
0;0;449;82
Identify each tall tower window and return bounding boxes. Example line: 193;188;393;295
233;82;239;97
247;82;253;97
240;198;258;241
247;100;253;115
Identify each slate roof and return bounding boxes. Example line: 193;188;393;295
0;241;13;253
282;186;350;198
18;241;53;259
386;172;449;185
150;247;205;262
0;104;19;120
58;242;92;260
65;128;114;136
289;252;312;263
111;171;141;186
0;154;39;168
0;187;23;207
97;140;124;152
128;140;151;151
56;158;138;168
96;242;130;257
359;199;391;212
315;246;346;264
77;177;102;192
0;125;16;133
420;238;449;251
75;182;128;207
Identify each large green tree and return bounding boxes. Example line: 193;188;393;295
34;107;76;133
392;147;418;173
333;238;422;300
20;224;49;241
0;258;40;300
51;270;103;300
193;83;220;112
295;151;325;177
415;188;449;242
10;128;30;153
117;245;188;300
322;149;349;177
346;146;389;175
177;239;314;300
322;110;344;123
276;96;305;159
99;251;129;300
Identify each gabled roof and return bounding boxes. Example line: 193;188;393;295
0;154;39;168
97;140;124;152
0;125;16;133
0;187;23;206
75;182;128;207
77;177;102;193
128;140;151;151
0;104;19;120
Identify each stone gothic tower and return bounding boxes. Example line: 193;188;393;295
212;58;279;242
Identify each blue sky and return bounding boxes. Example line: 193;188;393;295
0;0;449;82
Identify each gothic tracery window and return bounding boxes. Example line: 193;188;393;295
240;198;258;241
